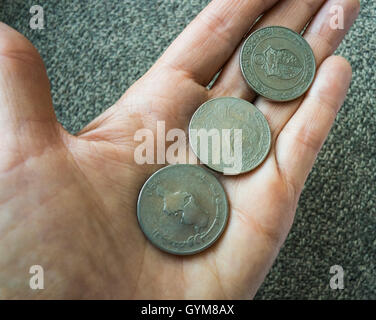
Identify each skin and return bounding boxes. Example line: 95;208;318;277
0;0;360;299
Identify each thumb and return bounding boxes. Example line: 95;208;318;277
0;23;63;161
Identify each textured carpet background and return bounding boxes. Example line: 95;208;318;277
1;0;375;299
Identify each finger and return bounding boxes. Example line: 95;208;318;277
210;0;326;99
0;23;62;166
230;0;358;231
256;0;360;138
156;0;279;86
215;56;352;298
277;56;352;191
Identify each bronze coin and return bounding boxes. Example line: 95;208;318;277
240;26;316;102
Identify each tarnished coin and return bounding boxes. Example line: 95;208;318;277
189;97;271;175
137;164;228;255
240;26;316;102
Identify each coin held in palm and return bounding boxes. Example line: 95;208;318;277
189;97;271;175
137;164;228;255
240;26;316;102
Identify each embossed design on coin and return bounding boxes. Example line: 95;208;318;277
240;26;316;102
137;164;228;255
255;46;303;80
159;189;209;232
189;97;271;175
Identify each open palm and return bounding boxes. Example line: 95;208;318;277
0;0;359;299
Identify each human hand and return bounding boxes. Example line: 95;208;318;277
0;0;359;299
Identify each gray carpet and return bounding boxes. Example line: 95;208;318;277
1;0;375;299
